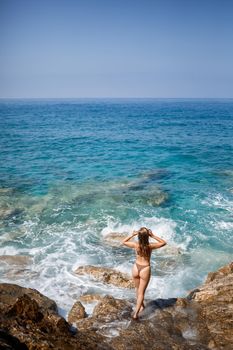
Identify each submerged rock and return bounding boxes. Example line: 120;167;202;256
0;206;23;220
0;188;14;195
74;265;134;289
0;255;32;266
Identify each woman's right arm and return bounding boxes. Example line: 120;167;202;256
148;229;167;249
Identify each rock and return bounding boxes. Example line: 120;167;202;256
0;255;37;281
0;206;22;220
75;295;132;338
189;262;233;349
68;301;87;324
0;283;57;314
0;255;32;266
0;283;110;349
205;262;233;283
74;265;134;289
69;295;131;329
141;189;168;206
0;330;28;350
0;188;13;195
93;295;132;322
102;232;126;247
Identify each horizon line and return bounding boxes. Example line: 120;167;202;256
1;97;233;100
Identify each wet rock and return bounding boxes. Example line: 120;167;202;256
74;265;134;289
102;232;126;247
189;262;233;349
140;189;168;206
7;294;44;321
123;187;168;206
0;255;32;266
68;301;87;324
0;283;57;314
93;295;132;322
0;206;22;220
0;283;110;349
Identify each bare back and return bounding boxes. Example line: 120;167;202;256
135;243;152;265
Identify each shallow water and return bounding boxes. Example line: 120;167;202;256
0;99;233;316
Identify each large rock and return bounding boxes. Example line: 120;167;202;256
74;295;133;338
74;265;134;288
188;262;233;349
0;283;110;349
0;283;57;314
93;295;132;321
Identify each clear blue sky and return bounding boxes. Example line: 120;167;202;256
0;0;233;98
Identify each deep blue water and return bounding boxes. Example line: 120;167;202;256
0;99;233;313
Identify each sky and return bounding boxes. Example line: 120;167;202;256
0;0;233;98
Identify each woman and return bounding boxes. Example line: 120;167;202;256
122;227;167;320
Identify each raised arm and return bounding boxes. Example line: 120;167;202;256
122;231;138;248
148;229;167;249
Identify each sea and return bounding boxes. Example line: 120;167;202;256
0;98;232;317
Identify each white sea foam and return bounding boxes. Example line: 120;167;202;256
0;246;19;255
214;221;233;230
202;193;233;213
101;216;177;242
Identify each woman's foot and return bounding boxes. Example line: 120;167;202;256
139;305;145;313
132;313;139;320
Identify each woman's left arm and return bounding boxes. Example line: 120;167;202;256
122;231;138;248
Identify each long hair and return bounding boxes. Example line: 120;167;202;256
137;227;150;259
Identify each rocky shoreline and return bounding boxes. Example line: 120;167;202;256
0;262;232;350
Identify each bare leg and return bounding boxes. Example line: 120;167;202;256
133;266;151;319
132;264;144;312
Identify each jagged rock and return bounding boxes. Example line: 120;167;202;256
93;295;132;321
0;283;110;349
68;295;132;330
74;265;134;288
0;283;57;314
189;262;233;349
68;301;87;324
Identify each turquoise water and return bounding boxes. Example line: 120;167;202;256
0;99;233;314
